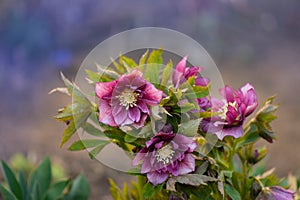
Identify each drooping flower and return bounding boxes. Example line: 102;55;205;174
132;132;197;185
95;69;163;128
256;186;295;200
201;83;258;140
172;56;204;88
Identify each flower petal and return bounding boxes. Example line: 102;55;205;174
113;107;128;126
142;83;163;105
95;81;117;99
147;171;169;186
137;101;149;114
128;107;141;122
177;154;195;175
215;125;244;140
98;99;117;126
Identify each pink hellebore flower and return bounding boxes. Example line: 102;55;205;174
172;56;205;88
201;83;258;140
95;69;163;128
132;132;197;186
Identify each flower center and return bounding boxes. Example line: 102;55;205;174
155;144;175;165
220;101;238;120
116;88;139;110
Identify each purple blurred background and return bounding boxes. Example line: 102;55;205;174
0;0;300;198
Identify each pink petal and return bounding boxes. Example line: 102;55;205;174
132;113;148;128
216;125;244;140
113;107;128;125
141;155;152;173
240;83;254;95
137;101;149;113
143;83;163;106
147;171;169;186
98;100;117;126
175;56;187;73
178;154;195;175
128;107;141;122
95;81;117;99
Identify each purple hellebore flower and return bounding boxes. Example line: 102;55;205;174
95;69;163;128
257;186;295;200
132;132;197;186
269;186;295;200
172;56;205;88
201;83;258;140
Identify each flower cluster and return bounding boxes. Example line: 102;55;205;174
56;49;298;200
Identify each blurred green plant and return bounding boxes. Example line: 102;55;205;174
0;157;90;200
8;153;66;182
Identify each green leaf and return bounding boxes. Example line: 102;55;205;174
60;72;91;104
174;101;198;113
178;119;201;137
104;129;126;142
147;48;163;64
236;123;260;148
88;142;109;159
109;179;122;200
18;171;27;200
82;122;105;138
68;139;108;151
124;134;138;143
96;64;120;80
44;180;70;200
64;174;90;200
48;87;69;95
1;160;22;200
126;166;142;176
0;185;18;200
256;96;278;142
145;49;163;84
139;50;149;71
196;161;209;175
166;174;217;192
122;183;130;200
143;182;163;199
111;57;125;74
224;184;241;200
85;69;102;83
184;85;209;99
161;59;173;86
60;111;91;147
60;121;76;148
31;182;40;200
119;55;138;72
29;157;51;198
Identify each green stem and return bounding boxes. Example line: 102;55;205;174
137;175;146;200
228;138;237;170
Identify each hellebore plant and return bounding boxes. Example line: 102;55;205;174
53;49;299;200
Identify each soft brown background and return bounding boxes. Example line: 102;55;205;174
0;1;299;199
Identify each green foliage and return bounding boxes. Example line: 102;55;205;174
109;177;168;200
0;158;90;200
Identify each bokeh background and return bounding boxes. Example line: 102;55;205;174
0;0;300;199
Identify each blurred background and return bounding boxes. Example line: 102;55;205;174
0;0;299;199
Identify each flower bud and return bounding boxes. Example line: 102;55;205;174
245;145;267;164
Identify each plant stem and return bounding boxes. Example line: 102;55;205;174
137;175;146;200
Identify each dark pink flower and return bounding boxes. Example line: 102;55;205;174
132;132;197;185
172;56;204;88
201;83;258;140
95;69;163;128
